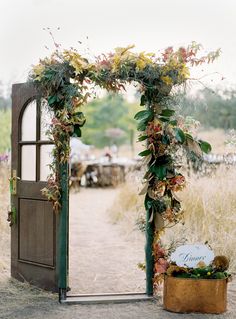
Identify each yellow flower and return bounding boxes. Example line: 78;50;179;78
32;63;45;81
161;75;173;85
136;52;155;70
179;64;190;80
207;272;211;276
63;50;89;75
111;45;135;72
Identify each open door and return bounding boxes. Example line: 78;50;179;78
11;83;59;291
10;82;152;302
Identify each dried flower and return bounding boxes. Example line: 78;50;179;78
212;256;229;271
166;264;188;276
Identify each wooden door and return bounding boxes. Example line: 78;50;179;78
11;83;59;291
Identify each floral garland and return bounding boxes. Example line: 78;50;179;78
29;42;220;288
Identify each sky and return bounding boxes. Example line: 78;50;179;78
1;0;236;96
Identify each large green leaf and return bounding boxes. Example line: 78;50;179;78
160;109;175;117
138;135;148;141
140;94;147;106
149;164;167;180
134;109;153;122
137;120;147;131
72;124;82;137
138;149;152;157
174;128;186;143
199;140;212;154
48;95;57;106
161;134;170;145
159;116;170;122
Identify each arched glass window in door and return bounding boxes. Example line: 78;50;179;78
20;98;54;182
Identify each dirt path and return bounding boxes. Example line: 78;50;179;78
0;187;236;319
69;187;146;294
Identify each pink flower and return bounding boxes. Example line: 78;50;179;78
155;258;169;274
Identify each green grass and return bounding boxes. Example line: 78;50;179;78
0;109;11;153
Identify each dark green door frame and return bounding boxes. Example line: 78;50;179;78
57;162;69;301
57;160;154;301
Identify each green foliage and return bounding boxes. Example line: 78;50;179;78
180;88;236;130
149;164;167;180
199;140;212;154
81;94;140;148
173;266;229;280
0;109;11;153
134;109;154;122
174;128;186;143
138;149;152;157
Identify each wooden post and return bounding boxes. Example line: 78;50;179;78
57;161;69;298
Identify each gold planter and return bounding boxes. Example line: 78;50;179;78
163;275;227;314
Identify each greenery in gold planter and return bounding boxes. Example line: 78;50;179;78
166;256;231;280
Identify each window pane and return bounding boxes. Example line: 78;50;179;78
40;144;54;181
21;100;36;141
21;145;36;181
40;99;53;141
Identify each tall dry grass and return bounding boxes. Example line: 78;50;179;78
175;167;236;273
110;166;236;273
109;171;145;236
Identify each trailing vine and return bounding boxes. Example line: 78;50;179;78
29;42;219;287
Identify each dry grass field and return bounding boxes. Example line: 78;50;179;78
110;167;236;274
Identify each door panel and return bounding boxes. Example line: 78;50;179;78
19;199;54;266
11;83;59;291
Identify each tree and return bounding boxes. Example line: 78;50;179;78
81;93;140;148
179;88;236;130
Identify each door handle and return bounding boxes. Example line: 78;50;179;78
9;170;20;195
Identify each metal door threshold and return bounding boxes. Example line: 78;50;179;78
62;292;153;304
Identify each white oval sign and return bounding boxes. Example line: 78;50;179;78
170;244;214;268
